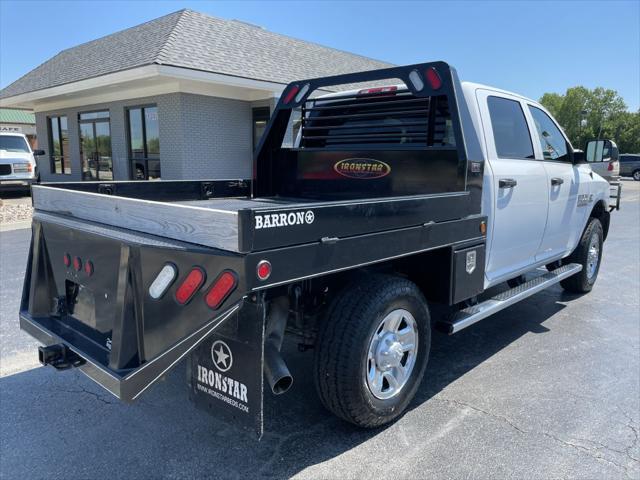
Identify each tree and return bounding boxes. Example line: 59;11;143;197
540;87;639;153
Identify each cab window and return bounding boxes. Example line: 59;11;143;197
487;96;534;159
528;106;569;161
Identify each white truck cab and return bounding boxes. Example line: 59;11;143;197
0;132;43;191
460;82;611;288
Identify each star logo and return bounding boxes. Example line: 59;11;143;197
304;210;315;224
211;340;233;372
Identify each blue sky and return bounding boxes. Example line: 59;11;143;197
1;1;639;110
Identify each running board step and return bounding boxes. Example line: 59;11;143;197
438;263;583;335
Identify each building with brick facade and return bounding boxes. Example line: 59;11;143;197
0;9;391;182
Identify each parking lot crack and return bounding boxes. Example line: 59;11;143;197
57;386;116;405
437;396;638;477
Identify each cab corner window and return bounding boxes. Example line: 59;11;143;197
487;96;534;160
528;105;569;162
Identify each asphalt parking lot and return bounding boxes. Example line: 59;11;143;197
1;182;638;479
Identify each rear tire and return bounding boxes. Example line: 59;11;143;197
313;275;431;428
560;218;603;293
633;169;640;181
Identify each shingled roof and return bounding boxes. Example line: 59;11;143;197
0;9;394;100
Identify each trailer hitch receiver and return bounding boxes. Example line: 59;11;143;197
38;344;85;370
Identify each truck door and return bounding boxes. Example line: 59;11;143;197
478;91;548;285
526;104;592;261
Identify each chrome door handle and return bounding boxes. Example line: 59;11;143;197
499;178;517;188
551;177;564;186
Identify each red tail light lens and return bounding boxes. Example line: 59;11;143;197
608;161;614;171
425;67;442;90
84;260;94;276
63;253;71;268
73;256;82;272
175;267;206;305
256;260;272;281
283;85;300;104
205;271;238;310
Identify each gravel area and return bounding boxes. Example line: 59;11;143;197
0;196;33;225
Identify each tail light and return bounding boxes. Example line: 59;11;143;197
608;161;615;171
205;271;238;310
73;256;82;272
84;260;94;276
63;253;71;268
283;85;300;104
175;267;206;305
425;67;442;90
149;263;177;299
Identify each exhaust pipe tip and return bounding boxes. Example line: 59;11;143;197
264;344;293;395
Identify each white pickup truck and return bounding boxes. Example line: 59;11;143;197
0;132;44;191
20;62;621;435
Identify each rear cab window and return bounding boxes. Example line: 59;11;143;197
486;96;534;159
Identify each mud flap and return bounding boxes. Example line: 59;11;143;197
187;297;266;438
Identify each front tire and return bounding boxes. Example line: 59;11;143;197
313;275;431;428
633;169;640;181
560;218;604;293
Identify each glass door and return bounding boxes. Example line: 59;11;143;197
79;111;112;180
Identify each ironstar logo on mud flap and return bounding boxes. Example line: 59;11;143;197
196;365;248;403
196;340;248;404
255;210;315;229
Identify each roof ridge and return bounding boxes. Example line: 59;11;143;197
154;9;189;65
186;9;394;67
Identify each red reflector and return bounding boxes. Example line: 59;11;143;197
63;253;71;268
358;86;397;96
73;257;82;272
283;85;300;104
175;268;206;305
84;261;94;276
425;67;442;90
256;260;272;281
205;271;237;310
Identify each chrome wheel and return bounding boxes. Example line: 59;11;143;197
634;170;640;181
586;232;600;280
366;309;418;400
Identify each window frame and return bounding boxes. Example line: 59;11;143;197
486;95;536;161
126;104;160;180
47;115;71;174
526;103;572;163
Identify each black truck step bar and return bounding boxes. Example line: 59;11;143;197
437;263;583;334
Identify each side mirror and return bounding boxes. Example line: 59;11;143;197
572;150;584;163
584;139;618;163
32;149;45;156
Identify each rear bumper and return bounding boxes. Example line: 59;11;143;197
0;178;33;190
20;304;240;401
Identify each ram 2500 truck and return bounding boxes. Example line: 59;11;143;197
20;62;621;436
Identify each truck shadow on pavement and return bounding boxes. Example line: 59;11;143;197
0;286;575;479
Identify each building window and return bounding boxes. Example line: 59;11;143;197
252;107;270;152
79;110;112;180
127;106;160;180
48;116;70;174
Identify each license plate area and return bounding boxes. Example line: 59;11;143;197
63;280;112;351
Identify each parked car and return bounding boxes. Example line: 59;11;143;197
0;132;44;192
586;139;620;182
20;62;620;436
619;154;640;180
